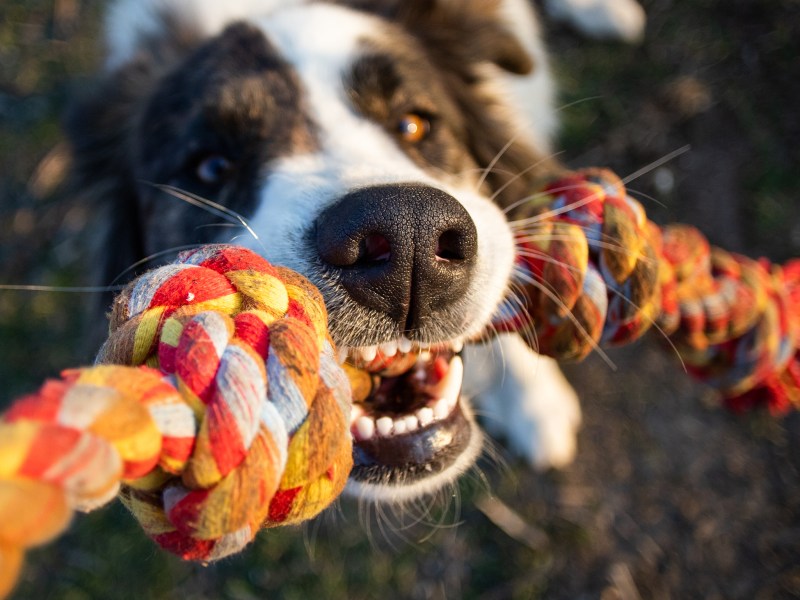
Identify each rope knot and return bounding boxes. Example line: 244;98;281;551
3;245;352;567
499;168;662;359
495;169;800;414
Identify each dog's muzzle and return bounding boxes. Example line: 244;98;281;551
314;183;481;497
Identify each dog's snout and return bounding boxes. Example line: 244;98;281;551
316;183;477;334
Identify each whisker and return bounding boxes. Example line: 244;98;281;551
146;182;266;253
625;186;667;209
0;284;125;293
476;133;522;191
194;222;242;231
604;283;687;373
493;280;540;355
514;235;649;263
503;181;605;221
501;190;553;216
620;145;690;186
452;165;520;180
555;95;604;113
513;270;616;370
374;500;403;551
514;248;587;276
110;244;205;285
490;151;565;203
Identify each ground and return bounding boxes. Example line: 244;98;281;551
1;0;799;598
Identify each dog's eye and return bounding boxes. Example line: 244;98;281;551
195;154;233;185
397;113;431;143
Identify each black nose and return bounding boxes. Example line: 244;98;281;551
316;183;478;335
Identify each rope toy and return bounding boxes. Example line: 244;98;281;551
2;169;799;596
0;245;352;596
492;168;800;414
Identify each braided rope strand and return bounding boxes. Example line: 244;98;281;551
494;168;800;413
0;245;352;594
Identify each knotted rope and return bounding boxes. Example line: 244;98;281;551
1;169;799;596
492;168;800;414
0;245;352;596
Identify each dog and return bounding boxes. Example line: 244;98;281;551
67;0;600;504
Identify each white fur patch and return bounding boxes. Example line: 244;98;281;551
543;0;646;43
463;335;582;470
106;0;307;69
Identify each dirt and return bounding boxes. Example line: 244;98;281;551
1;0;799;598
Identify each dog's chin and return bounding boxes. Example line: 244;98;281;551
338;341;483;503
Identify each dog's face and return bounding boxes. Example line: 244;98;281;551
69;0;557;502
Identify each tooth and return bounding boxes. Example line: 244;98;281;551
417;406;433;427
404;415;419;431
376;416;393;436
393;419;407;435
355;416;375;440
398;336;413;353
431;356;463;406
452;339;464;353
433;398;450;420
419;350;432;362
337;346;349;364
379;341;398;357
360;345;378;362
350;403;364;425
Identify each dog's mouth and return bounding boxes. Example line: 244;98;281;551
337;338;478;498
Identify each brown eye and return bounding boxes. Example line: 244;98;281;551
397;113;431;143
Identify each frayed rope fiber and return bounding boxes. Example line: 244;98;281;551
2;169;800;597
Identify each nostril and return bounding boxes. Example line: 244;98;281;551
436;229;469;262
358;233;391;266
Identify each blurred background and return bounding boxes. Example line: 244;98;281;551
1;0;799;597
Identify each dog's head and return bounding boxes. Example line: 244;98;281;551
68;0;558;502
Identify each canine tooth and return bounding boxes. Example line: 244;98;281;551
417;406;434;427
404;415;419;431
350;403;364;425
355;416;375;440
359;345;378;362
376;416;393;437
431;356;463;406
433;398;450;420
452;339;464;353
337;346;349;364
379;341;398;357
393;419;407;435
398;336;413;353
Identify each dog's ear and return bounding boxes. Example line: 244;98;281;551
65;15;202;290
343;0;535;74
402;0;536;75
65;60;150;289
